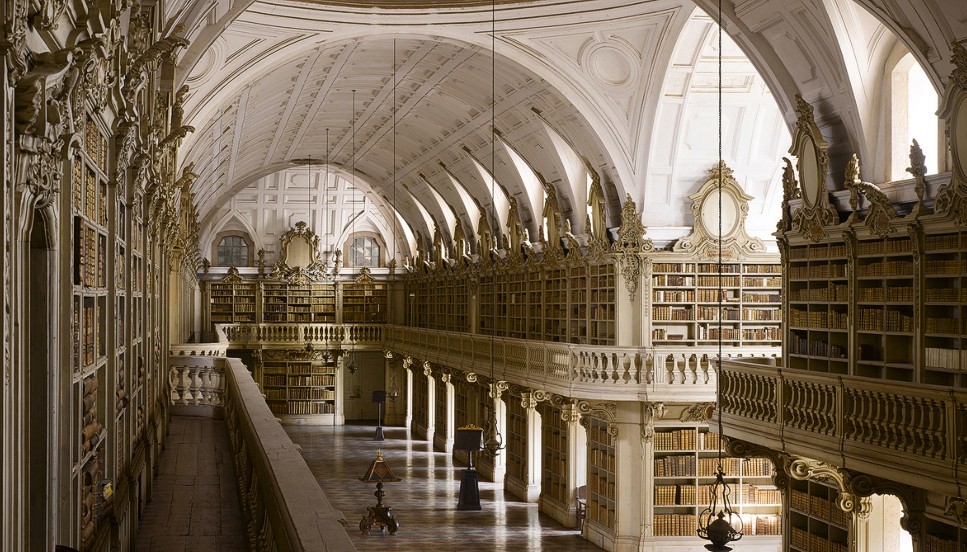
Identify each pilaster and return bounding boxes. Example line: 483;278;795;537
522;392;542;502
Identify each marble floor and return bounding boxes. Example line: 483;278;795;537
286;423;605;552
136;416;247;551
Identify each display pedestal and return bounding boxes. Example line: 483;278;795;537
457;468;481;510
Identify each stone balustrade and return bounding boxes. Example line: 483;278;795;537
168;356;356;551
217;323;383;348
169;342;228;357
720;357;967;495
169;355;225;416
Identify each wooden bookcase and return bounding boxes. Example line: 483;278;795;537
650;261;782;348
71;115;111;549
543;266;568;342
921;230;967;387
206;272;258;325
652;424;781;538
588;263;617;345
586;416;616;531
342;278;387;324
788;479;850;552
257;349;338;424
505;397;527;487
539;403;569;506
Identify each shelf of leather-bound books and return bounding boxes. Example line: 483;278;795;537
206;280;258;325
342;280;387;323
526;269;544;339
543;266;568;342
587;416;616;531
922;230;967;388
506;399;527;485
651;261;782;348
789;478;850;552
786;242;850;375
652;425;781;538
853;235;916;381
506;270;529;340
261;282;336;323
588;262;616;345
567;263;589;344
539;402;569;506
922;517;967;552
259;351;337;424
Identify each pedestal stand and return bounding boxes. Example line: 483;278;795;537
457;450;481;510
359;482;399;534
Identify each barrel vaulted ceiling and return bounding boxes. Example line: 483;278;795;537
171;0;967;251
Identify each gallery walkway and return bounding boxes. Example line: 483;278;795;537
286;423;604;552
136;416;247;551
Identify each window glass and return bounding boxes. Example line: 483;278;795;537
217;236;248;266
349;236;379;267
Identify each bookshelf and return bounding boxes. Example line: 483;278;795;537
506;398;527;488
205;271;258;326
257;349;338;424
262;282;336;324
922;230;967;387
588;263;616;345
540;402;569;507
922;517;967;552
567;263;589;344
586;416;616;531
788;479;850;552
650;261;782;348
652;424;781;538
342;277;387;324
543;266;568;342
71;115;112;550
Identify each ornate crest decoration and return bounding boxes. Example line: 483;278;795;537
673;161;765;258
843;154;897;237
906;139;929;217
612;195;653;300
788;95;839;241
269;222;331;282
935;41;967;226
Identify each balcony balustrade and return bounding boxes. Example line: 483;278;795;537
720;357;967;495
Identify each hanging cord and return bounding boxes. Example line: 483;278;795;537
491;0;497;390
325;128;330;265
393;39;398;268
716;0;724;472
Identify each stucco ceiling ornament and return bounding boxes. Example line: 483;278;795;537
612;194;653;301
843;154;897;237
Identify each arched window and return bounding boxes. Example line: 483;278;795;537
891;54;939;180
348;236;380;267
216;235;249;267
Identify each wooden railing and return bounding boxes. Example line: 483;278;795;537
719;357;967;495
216;323;383;348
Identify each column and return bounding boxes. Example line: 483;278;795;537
522;392;542;502
639;402;664;550
424;361;435;443
491;389;507;483
383;353;405;426
556;401;586;528
438;373;455;453
599;402;640;551
403;356;414;430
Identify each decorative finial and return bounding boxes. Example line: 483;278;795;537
951;41;967;92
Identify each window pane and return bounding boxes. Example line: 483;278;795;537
217;236;248;266
350;237;379;267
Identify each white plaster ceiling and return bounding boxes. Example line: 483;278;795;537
173;0;967;258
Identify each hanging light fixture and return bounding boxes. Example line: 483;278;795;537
482;0;503;459
697;1;743;549
345;89;359;375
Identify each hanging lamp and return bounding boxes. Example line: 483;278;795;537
696;1;743;549
482;0;504;459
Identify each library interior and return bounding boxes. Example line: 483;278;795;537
3;0;967;550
